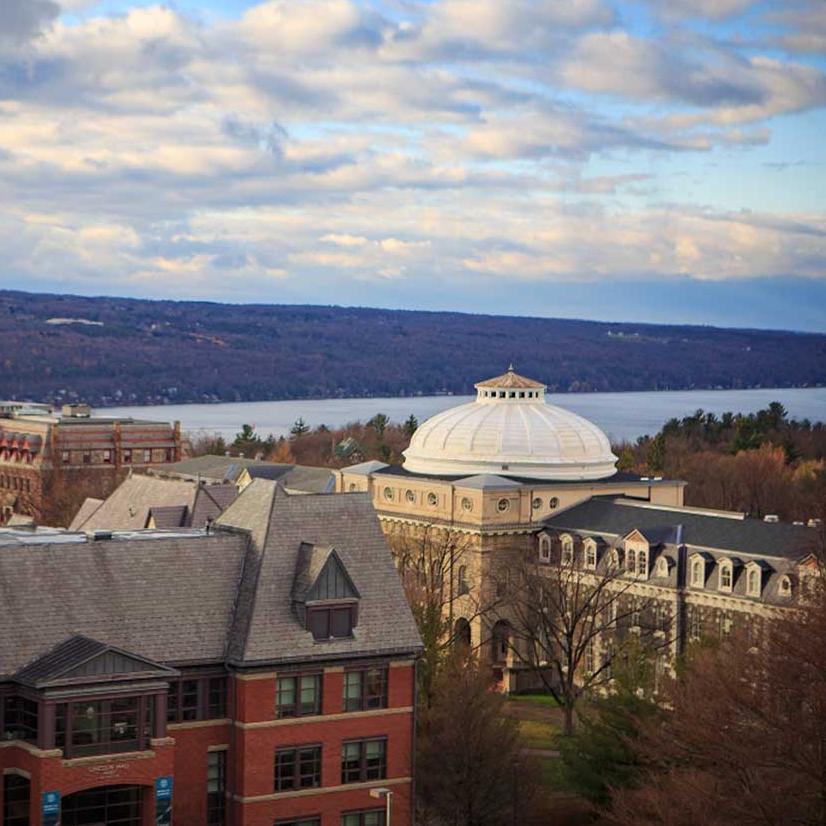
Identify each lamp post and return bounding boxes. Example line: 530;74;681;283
369;787;393;826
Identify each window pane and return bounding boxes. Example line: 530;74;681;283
181;680;199;721
342;742;362;783
208;678;227;718
365;668;387;709
276;676;297;718
309;610;330;640
300;675;320;715
167;681;179;722
275;749;296;791
344;671;363;711
365;740;386;779
3;774;30;826
330;607;352;638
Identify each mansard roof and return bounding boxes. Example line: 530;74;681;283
544;497;815;559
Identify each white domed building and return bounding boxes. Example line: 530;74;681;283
334;367;687;689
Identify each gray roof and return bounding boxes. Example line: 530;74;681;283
544;497;815;560
453;474;523;490
148;505;188;528
0;532;248;678
189;484;239;527
218;485;422;666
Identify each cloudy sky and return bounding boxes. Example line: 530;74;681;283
2;0;825;330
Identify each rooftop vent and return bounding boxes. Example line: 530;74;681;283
62;403;91;418
86;530;113;541
763;514;779;523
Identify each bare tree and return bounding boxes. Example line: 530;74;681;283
494;536;671;736
417;654;540;826
391;524;494;706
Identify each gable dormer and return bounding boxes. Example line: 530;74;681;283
688;552;713;588
622;528;651;579
292;543;361;640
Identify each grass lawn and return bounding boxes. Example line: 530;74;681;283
505;692;562;750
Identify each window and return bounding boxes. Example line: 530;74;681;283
122;448;132;464
719;562;732;591
343;667;388;712
561;536;573;565
719;612;733;639
54;696;147;757
348;483;357;492
405;490;416;503
747;568;761;597
277;674;321;718
207;750;226;826
538;536;551;563
549;497;559;509
82;450;92;465
383;487;393;501
308;605;355;640
461;497;472;512
626;550;636;573
143;449;152;463
689;610;701;641
275;745;322;791
2;696;38;743
341;738;386;783
427;492;438;507
656;557;669;577
584;541;597;569
497;498;510;513
779;576;792;598
584;642;595;674
342;811;386;826
3;774;30;826
61;450;70;464
457;565;469;595
637;552;647;576
532;497;542;511
103;449;112;464
691;559;704;587
167;675;227;723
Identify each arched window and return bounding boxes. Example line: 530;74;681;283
454;617;471;650
561;535;574;565
3;773;30;826
584;540;597;569
656;557;669;578
779;576;792;598
457;565;469;595
491;620;510;663
691;559;704;587
637;552;647;576
627;549;636;573
538;535;551;563
719;561;732;591
747;568;760;597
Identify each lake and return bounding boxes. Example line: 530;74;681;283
105;387;826;444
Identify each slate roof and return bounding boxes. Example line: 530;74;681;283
148;505;189;528
544;497;815;560
0;531;248;678
189;484;238;527
218;485;422;666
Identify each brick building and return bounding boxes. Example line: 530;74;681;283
0;485;421;826
0;402;184;523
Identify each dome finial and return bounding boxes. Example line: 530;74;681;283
507;363;514;372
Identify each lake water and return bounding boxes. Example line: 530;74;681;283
105;387;826;444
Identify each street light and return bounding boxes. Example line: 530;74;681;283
369;787;393;826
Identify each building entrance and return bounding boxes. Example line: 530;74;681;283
61;785;142;826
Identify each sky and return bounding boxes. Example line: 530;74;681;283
1;0;825;331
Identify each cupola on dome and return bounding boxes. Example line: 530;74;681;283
402;367;617;481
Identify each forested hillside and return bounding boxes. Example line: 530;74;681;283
1;289;824;406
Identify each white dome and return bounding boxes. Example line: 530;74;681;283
402;368;617;481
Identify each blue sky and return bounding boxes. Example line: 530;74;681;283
1;0;825;331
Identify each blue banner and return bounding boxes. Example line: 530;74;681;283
155;776;173;801
42;791;60;826
155;775;173;825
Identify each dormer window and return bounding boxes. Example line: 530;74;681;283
308;606;355;640
627;549;636;574
719;560;733;592
691;558;704;588
779;575;792;598
560;534;574;565
637;551;647;577
747;566;761;597
656;556;669;578
584;539;597;569
293;543;361;642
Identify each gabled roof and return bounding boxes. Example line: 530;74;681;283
218;485;421;666
14;635;177;688
148;505;188;529
292;544;360;604
190;483;238;527
0;532;248;678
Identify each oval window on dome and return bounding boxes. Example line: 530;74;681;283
461;497;473;512
427;492;438;507
383;487;394;501
549;497;560;509
405;489;416;503
497;498;510;513
532;497;542;510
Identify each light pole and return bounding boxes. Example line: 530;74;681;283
369;787;393;826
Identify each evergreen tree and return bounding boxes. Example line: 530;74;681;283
290;417;310;437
